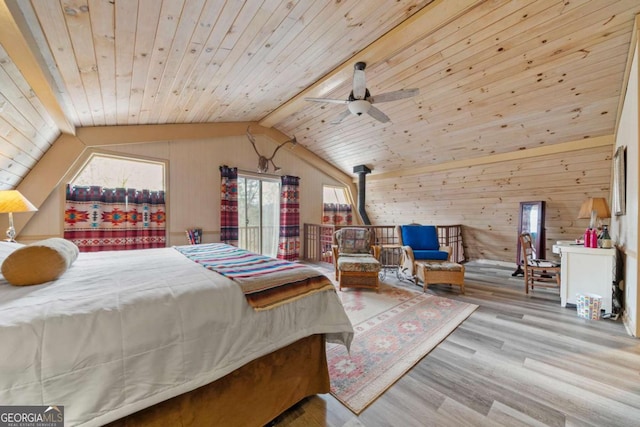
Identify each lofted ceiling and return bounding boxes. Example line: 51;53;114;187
0;0;639;190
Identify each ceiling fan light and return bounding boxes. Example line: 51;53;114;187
348;100;371;116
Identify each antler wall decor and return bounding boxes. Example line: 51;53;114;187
246;126;297;173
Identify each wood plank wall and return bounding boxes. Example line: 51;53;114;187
365;145;613;264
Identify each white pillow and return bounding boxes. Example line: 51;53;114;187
0;241;25;284
0;241;25;262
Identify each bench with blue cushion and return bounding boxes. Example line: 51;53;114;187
396;224;452;280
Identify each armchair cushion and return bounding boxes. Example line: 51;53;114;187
412;249;449;261
334;228;372;254
401;225;440;250
337;255;381;273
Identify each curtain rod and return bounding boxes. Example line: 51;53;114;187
237;168;283;179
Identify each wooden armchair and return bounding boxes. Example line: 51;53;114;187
332;228;381;292
395;225;451;279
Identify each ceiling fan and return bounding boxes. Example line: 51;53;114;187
305;62;419;124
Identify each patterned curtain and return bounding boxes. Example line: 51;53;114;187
337;203;353;225
128;188;166;250
322;203;337;224
220;165;239;246
277;175;300;260
64;185;166;252
322;203;353;225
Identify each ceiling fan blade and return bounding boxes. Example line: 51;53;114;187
369;88;419;104
330;109;352;125
305;97;349;104
352;62;367;100
367;105;390;123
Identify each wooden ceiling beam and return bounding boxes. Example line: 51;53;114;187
257;125;357;194
77;122;256;146
13;133;86;234
0;0;75;135
258;0;485;128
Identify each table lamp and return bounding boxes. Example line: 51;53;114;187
0;190;38;242
578;197;611;230
578;197;611;228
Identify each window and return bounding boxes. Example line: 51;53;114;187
72;154;164;191
238;175;280;257
323;185;349;204
322;185;352;226
65;154;166;252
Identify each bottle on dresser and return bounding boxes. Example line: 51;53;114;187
584;228;592;248
600;225;612;248
590;229;598;248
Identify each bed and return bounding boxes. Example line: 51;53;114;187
0;241;353;426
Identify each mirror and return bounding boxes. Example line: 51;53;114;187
513;201;545;276
612;145;626;216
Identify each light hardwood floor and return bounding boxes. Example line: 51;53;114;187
272;261;640;427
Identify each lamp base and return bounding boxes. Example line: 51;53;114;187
5;212;16;242
5;229;16;243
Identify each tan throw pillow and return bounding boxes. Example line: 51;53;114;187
1;238;79;286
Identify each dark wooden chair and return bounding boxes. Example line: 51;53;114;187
519;232;561;294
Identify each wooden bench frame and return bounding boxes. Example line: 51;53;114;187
337;269;380;292
415;261;465;294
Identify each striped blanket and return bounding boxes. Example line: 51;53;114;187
175;243;335;310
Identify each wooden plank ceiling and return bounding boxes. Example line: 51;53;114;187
0;0;639;189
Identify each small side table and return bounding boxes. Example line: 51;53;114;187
379;244;403;281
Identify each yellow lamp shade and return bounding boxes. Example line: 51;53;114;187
0;190;37;242
0;190;38;213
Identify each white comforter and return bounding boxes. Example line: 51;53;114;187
0;246;353;426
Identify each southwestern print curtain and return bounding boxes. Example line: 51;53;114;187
219;165;239;246
277;175;300;261
322;203;353;225
64;185;166;252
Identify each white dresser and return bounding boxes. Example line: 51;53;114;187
552;243;616;313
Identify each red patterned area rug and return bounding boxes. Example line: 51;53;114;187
327;282;478;414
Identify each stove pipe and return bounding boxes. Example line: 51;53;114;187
353;164;371;225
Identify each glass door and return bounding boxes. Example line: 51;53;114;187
238;176;280;257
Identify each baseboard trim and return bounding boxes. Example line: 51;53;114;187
621;310;637;337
